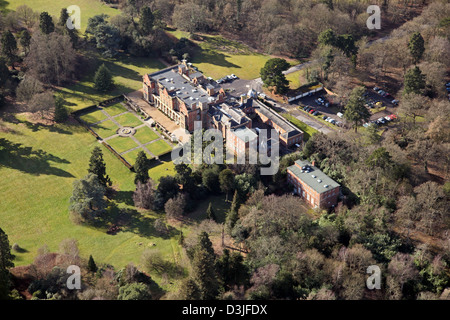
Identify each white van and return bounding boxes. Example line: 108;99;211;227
337;112;344;118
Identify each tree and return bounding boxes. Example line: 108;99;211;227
88;255;98;273
19;29;31;55
16;76;44;102
318;29;336;47
39;12;55;34
219;169;234;201
178;278;200;300
92;23;121;57
206;202;217;221
172;3;211;34
139;7;154;35
174;163;194;194
202;166;221;193
403;66;426;95
28;91;55;118
398;93;428;124
0;227;14;300
1;30;18;67
0;57;9;88
133;179;155;209
343;86;370;132
25;32;77;85
154;176;180;210
191;233;219;300
58;8;69;27
16;5;39;29
408;32;425;65
88;146;111;187
69;173;107;223
260;58;290;95
118;282;152;300
134;151;149;185
226;190;240;231
93;64;114;92
54;95;68;123
366;147;392;169
164;193;186;219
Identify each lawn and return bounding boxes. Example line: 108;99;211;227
79;109;107;124
107;136;139;154
282;113;319;141
59;55;165;111
286;70;306;89
121;148;144;166
4;0;120;32
147;161;176;182
114;113;143;128
91;120;118;139
0;116;187;292
146;139;173;157
167;31;299;80
103;103;128;117
134;126;159;144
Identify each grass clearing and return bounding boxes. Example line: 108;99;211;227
59;56;165;111
282;113;318;141
147;161;176;182
146;139;173;156
103;103;128;117
91;119;118;139
4;0;120;33
286;70;306;89
121;148;144;166
79;109;107;124
134;126;159;144
107;136;139;154
0;115;188;292
167;31;299;80
114;113;143;128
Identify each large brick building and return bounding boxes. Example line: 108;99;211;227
287;160;340;209
142;61;304;155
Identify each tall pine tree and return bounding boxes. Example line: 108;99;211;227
408;32;425;65
39;12;55;34
139;6;154;36
206;202;217;221
1;30;18;68
88;255;98;272
88;146;111;187
54;95;68;123
94;64;114;92
403;66;426;95
134;151;149;185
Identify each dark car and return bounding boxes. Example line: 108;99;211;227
305;107;311;112
323;115;328;120
313;111;320;116
303;106;309;111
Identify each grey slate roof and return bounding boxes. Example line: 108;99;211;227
287;160;340;194
148;65;212;109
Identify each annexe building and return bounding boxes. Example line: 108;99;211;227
287;160;340;209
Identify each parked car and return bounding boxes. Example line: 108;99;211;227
230;74;238;79
216;79;223;84
377;117;386;124
329;119;336;124
363;122;371;128
391;99;399;106
337;112;344;118
309;109;315;114
373;87;380;91
303;106;309;111
323;115;328;120
305;107;311;112
313;111;320;116
384;116;392;122
315;99;322;105
445;82;450;87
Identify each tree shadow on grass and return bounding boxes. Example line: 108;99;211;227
114;190;134;206
15;119;74;135
0;138;74;177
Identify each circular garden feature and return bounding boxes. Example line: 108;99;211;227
117;127;136;137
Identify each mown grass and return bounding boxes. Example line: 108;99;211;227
59;56;165;111
167;31;299;80
91;119;118;139
147;139;173;156
5;0;120;32
286;70;306;89
0;116;188;292
114;113;143;128
79;109;107;123
134;126;159;144
104;103;128;117
282;113;318;141
107;136;139;154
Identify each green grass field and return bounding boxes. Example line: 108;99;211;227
286;70;306;89
282;113;318;141
167;31;299;80
0;116;187;291
134;126;159;144
3;0;120;32
103;103;128;117
107;136;139;154
146;139;173;156
114;113;143;128
91;119;118;139
79;109;107;124
122;149;144;166
59;56;165;111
